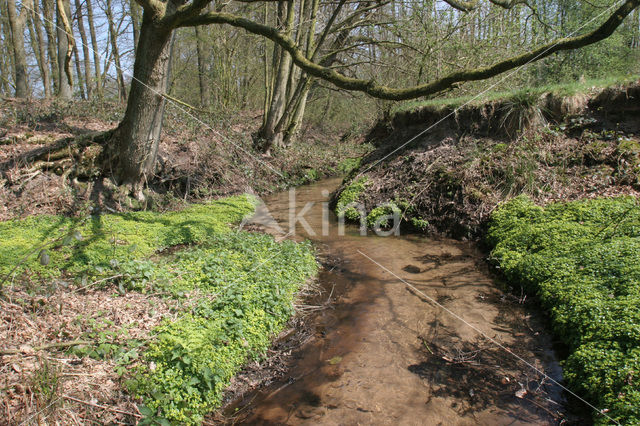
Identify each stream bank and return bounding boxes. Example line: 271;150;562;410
220;178;583;425
334;81;640;239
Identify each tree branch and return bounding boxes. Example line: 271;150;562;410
134;0;165;17
177;0;640;101
443;0;526;12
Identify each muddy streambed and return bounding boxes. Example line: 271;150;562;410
226;178;582;425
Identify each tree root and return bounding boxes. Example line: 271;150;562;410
0;130;114;185
0;129;114;173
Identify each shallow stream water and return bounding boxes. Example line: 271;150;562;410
230;178;580;425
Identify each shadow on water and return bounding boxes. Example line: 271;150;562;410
217;178;587;425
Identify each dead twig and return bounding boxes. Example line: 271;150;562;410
62;394;142;419
0;340;91;356
73;274;122;293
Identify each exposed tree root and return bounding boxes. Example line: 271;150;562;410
0;130;113;173
0;130;114;186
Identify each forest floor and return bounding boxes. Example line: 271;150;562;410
0;99;370;221
0;99;366;424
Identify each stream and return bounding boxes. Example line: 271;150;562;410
229;178;580;425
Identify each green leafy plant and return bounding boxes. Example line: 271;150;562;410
335;177;369;221
488;196;640;424
367;202;401;228
0;194;257;283
127;235;317;424
337;157;362;176
1;192;318;424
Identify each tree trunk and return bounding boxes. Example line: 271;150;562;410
0;0;16;95
255;0;294;153
284;79;311;144
108;14;174;197
129;0;140;51
29;0;51;98
56;0;73;99
85;0;102;97
73;43;85;99
42;0;59;95
194;26;210;108
6;0;31;98
74;0;92;98
0;15;11;96
105;0;127;101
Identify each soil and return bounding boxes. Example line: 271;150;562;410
344;81;640;239
0;284;180;424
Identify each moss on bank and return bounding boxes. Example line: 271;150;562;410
487;196;640;424
0;196;317;424
392;75;639;115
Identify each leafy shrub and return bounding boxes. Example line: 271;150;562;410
366;202;401;228
410;217;429;230
488;196;640;424
303;168;320;183
337;157;362;176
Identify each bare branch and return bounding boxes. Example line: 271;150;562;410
443;0;526;12
177;0;640;101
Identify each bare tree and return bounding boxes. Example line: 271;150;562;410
105;0;127;101
129;0;140;50
42;0;59;94
56;0;73;98
6;0;33;97
194;25;210;107
27;0;52;97
85;0;102;97
75;0;92;98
